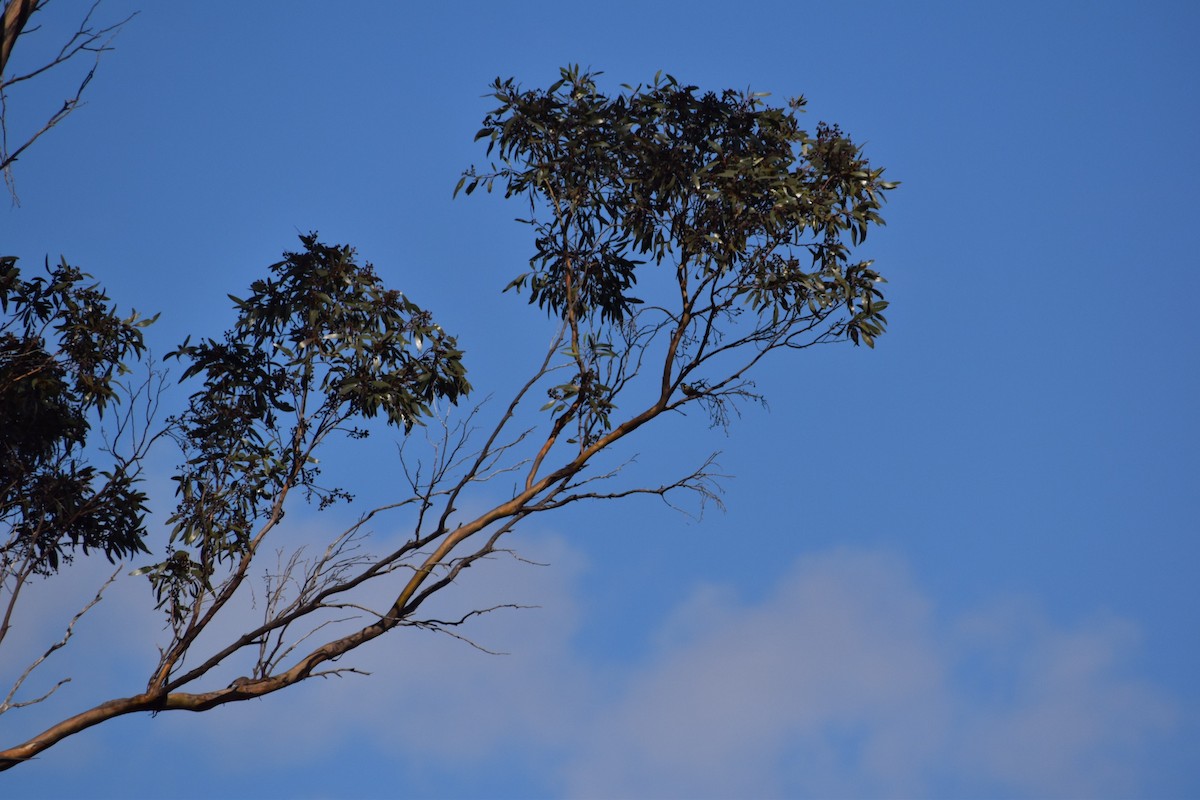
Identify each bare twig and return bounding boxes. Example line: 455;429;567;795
0;0;136;197
0;566;119;714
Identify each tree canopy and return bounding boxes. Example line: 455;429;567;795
0;55;894;769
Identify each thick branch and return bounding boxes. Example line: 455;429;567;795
0;0;35;78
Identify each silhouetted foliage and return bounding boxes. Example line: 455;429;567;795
0;256;155;574
0;64;895;770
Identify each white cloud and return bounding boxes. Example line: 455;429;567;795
1;538;1177;798
558;548;1175;799
951;600;1174;797
562;550;953;798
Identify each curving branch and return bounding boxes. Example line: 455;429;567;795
0;67;895;771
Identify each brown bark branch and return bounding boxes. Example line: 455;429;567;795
0;0;36;79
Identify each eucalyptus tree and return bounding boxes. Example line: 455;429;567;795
0;65;895;768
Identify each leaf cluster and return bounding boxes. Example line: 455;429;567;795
0;255;156;573
140;236;470;619
458;66;897;346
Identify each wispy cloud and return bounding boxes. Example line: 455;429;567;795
2;538;1178;798
559;548;1175;799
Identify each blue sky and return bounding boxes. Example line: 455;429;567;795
2;1;1198;797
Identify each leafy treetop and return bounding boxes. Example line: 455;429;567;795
459;66;896;347
141;235;471;621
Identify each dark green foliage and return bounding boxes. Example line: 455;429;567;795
0;256;155;573
2;68;894;608
0;62;903;770
458;66;896;346
139;235;470;619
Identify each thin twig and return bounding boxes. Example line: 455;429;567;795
0;565;120;714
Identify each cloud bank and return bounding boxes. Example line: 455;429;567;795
558;549;1174;798
3;539;1177;799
